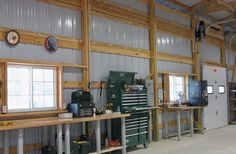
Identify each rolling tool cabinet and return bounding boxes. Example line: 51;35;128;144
107;71;149;148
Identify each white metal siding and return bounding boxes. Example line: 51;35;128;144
0;0;81;39
91;16;150;50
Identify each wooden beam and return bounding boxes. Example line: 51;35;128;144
90;42;150;58
0;58;87;69
204;60;225;67
157;52;193;64
191;16;201;80
150;0;159;141
163;74;170;103
0;27;83;50
155;3;191;19
82;0;90;91
63;81;83;89
156;18;191;39
91;0;150;28
38;0;82;11
57;66;63;110
0;143;43;154
166;0;191;11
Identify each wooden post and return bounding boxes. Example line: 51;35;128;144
150;0;159;141
82;0;90;91
191;17;201;80
163;74;170;103
57;66;63;110
221;40;226;67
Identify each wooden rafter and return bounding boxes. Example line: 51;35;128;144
166;0;191;11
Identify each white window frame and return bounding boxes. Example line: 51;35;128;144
7;64;57;113
169;75;185;102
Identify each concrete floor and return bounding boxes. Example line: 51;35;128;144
128;125;236;154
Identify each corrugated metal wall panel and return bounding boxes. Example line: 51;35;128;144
110;0;148;13
91;16;150;50
201;43;221;63
157;32;192;57
156;8;191;27
0;41;82;65
90;52;150;110
157;60;193;73
227;50;236;65
0;0;81;39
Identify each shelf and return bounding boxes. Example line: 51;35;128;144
90;146;123;154
230;98;236;101
230;121;236;125
230;108;236;111
230;90;236;93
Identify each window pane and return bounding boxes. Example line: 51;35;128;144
33;82;44;95
176;77;184;84
8;82;18;96
18;68;30;81
44;95;55;108
43;82;54;95
17;82;30;95
44;69;54;81
33;69;43;81
8;96;30;110
33;96;44;108
8;67;30;81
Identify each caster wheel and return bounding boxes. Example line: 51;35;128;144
143;143;148;149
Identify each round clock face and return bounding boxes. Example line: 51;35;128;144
45;36;58;52
6;30;20;46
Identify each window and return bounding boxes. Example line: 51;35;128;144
169;75;185;102
7;64;57;112
207;85;213;94
218;85;225;94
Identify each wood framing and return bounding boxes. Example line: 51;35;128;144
156;18;191;39
91;42;151;58
163;74;170;103
91;0;150;28
0;27;83;50
191;17;201;80
157;52;193;64
57;66;63;110
82;0;90;91
38;0;82;11
0;143;42;154
150;0;159;141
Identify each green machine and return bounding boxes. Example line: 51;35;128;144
107;71;149;148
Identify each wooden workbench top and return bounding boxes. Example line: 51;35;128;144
166;106;204;111
0;113;130;131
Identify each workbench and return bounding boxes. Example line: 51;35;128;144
0;113;130;154
163;106;204;141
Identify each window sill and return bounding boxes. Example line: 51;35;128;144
0;110;67;119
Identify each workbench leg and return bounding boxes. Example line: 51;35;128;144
4;131;9;154
190;110;194;137
201;108;205;134
82;122;86;134
121;117;126;154
65;124;70;154
57;125;63;154
149;110;152;142
96;120;101;154
164;109;169;139
17;129;24;154
43;126;48;145
107;119;111;140
177;110;181;141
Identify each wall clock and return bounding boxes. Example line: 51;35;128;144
5;30;20;46
45;36;58;52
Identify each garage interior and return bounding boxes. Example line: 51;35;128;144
0;0;236;154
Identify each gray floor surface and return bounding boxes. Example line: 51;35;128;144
128;125;236;154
